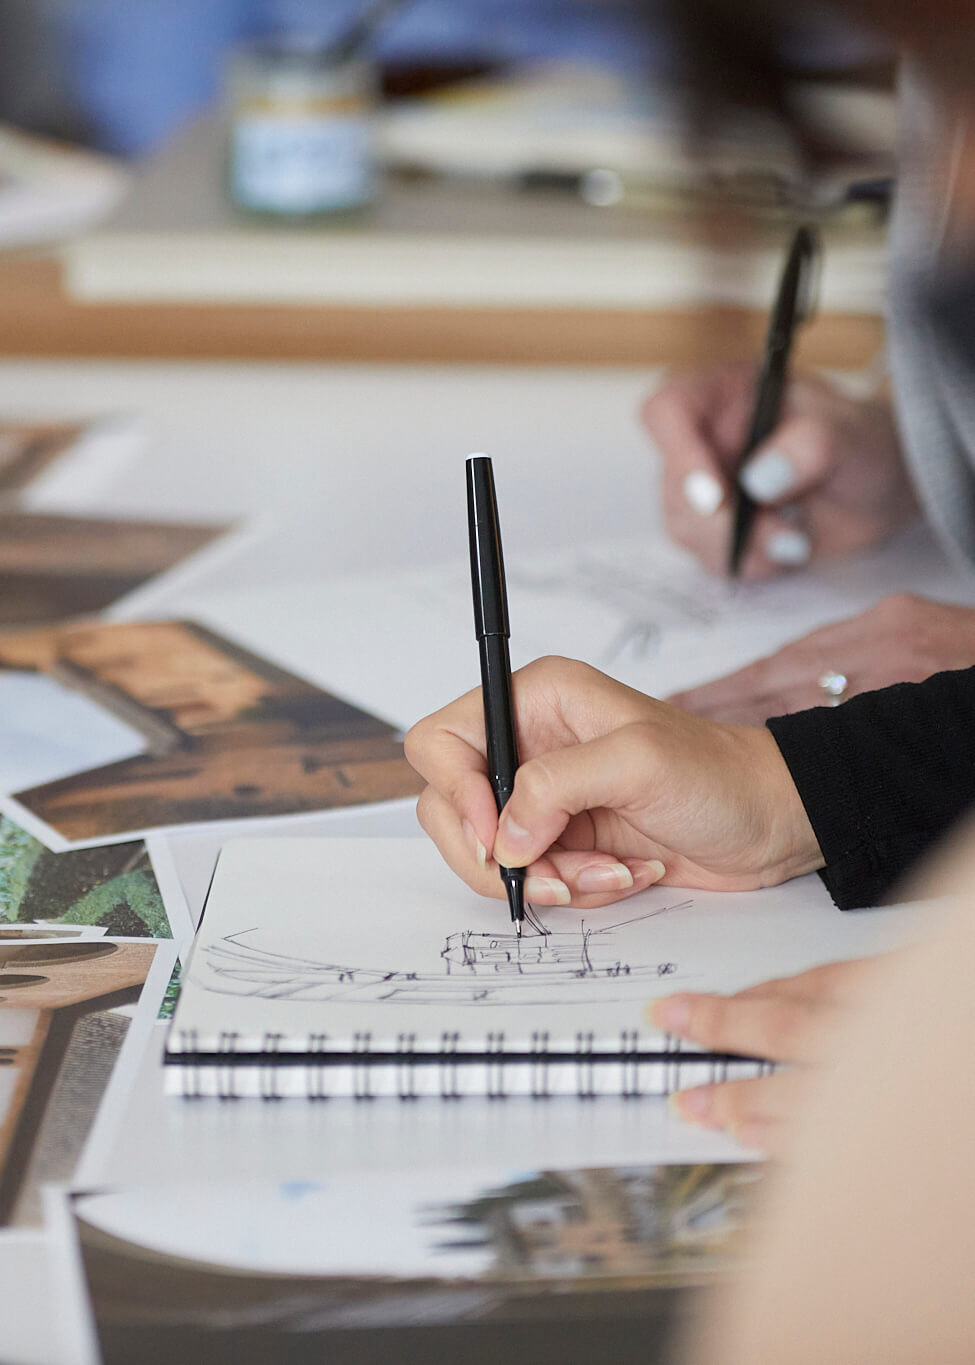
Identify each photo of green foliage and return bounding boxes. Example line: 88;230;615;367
158;960;182;1021
0;815;171;938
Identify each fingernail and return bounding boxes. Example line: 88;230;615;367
633;858;666;883
462;820;488;868
496;814;533;856
648;995;691;1034
671;1087;714;1124
732;1121;768;1152
765;529;811;566
740;449;795;502
683;470;724;517
525;876;571;906
576;862;633;893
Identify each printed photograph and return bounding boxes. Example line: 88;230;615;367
0;510;230;626
70;1164;760;1365
157;959;182;1022
1;619;423;845
1;937;158;1226
0;813;172;938
0;420;88;502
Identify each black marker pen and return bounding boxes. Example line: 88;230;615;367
466;454;526;934
729;224;819;576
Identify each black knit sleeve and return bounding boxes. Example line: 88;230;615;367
766;666;975;909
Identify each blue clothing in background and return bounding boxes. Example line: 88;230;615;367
267;0;667;70
59;0;664;156
65;0;266;155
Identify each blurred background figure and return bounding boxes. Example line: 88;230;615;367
0;0;674;157
686;821;975;1365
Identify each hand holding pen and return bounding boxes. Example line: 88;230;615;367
640;228;911;581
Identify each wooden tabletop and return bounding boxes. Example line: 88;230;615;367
0;251;883;367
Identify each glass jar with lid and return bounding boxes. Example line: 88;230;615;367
227;35;379;218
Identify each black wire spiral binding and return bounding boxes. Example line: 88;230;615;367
530;1031;550;1099
173;1027;769;1100
620;1029;640;1099
260;1032;283;1101
218;1031;239;1101
575;1031;595;1100
439;1030;460;1100
397;1032;417;1101
664;1031;683;1096
485;1032;506;1100
352;1031;373;1101
307;1033;328;1100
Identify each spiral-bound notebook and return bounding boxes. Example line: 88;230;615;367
165;837;914;1099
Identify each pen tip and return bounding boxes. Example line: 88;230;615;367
504;870;525;932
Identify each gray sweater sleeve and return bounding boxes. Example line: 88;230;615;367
887;64;975;576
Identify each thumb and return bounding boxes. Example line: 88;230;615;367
493;730;642;868
739;415;836;507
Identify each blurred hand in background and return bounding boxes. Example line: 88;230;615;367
642;363;917;581
669;594;975;724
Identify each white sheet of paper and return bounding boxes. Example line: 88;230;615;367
0;670;146;792
72;1170;505;1278
171;837;927;1056
183;522;975;734
72;1156;754;1280
0;1231;80;1365
149;798;421;929
18;415;148;512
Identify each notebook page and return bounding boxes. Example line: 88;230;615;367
169;838;926;1055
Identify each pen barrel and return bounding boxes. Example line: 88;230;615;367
744;348;789;455
479;634;519;810
467;457;509;637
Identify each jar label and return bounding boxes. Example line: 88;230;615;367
232;115;375;214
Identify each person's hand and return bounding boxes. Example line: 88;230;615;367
648;955;892;1156
642;364;917;580
404;656;822;910
670;593;975;725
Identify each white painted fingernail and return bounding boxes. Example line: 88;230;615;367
766;529;811;566
683;470;723;517
741;449;795;502
525;876;571;906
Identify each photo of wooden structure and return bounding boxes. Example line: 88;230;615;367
0;511;228;625
0;421;85;502
2;619;421;842
0;937;156;1224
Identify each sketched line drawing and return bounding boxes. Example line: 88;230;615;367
193;901;693;1006
507;556;732;664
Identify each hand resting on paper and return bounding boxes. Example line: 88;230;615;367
404;656;822;910
642;364;917;581
669;593;975;725
647;955;893;1157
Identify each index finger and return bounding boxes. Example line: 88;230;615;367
648;990;824;1065
733;956;892;1008
405;686;501;854
643;380;735;492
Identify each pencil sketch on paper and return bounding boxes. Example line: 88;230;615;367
193;901;693;1007
507;553;734;666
